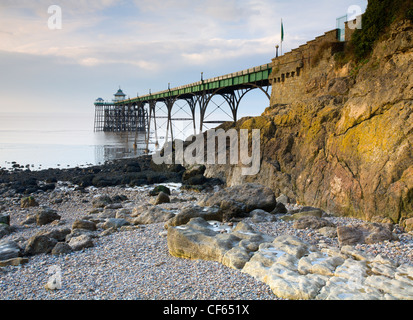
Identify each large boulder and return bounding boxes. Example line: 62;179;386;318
36;207;61;226
198;183;277;213
24;235;58;256
337;223;398;246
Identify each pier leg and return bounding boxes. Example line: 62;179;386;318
144;103;152;153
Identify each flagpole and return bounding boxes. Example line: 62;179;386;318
281;18;283;56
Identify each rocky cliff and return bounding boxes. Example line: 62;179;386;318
205;19;413;225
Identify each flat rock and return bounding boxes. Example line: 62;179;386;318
0;257;29;267
167;217;274;269
167;217;413;300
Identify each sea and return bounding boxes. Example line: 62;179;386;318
0;112;159;171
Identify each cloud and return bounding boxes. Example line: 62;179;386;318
0;0;122;16
0;0;368;115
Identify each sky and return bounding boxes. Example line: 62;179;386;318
0;0;367;121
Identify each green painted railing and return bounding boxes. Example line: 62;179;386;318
94;63;272;106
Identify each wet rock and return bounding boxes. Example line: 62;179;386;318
184;174;207;185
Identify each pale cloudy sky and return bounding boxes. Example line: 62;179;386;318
0;0;367;117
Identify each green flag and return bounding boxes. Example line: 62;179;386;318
281;19;284;42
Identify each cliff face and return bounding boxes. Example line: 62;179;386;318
205;20;413;225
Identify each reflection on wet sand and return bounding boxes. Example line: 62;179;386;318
93;131;161;165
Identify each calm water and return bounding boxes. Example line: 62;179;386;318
0;112;157;171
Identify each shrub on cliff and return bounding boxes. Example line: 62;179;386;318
351;0;413;61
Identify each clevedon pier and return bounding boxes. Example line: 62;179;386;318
94;63;272;146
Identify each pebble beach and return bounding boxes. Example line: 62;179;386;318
1;180;412;301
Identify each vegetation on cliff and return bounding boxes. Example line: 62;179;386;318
350;0;413;61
